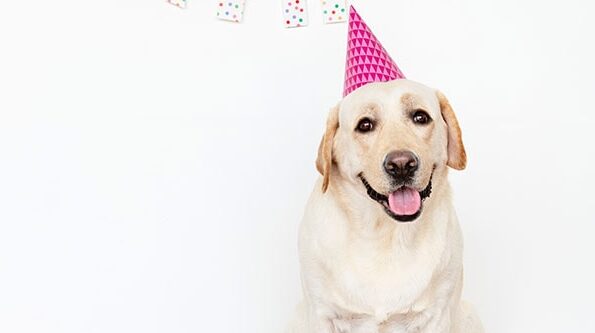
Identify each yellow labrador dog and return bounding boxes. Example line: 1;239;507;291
289;80;483;333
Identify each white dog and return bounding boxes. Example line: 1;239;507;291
289;80;483;333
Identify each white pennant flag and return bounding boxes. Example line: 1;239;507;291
217;0;247;23
282;0;309;28
166;0;187;9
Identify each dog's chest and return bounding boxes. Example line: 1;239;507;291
322;236;442;314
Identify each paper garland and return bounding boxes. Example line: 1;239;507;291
282;0;309;28
321;0;347;24
217;0;246;23
166;0;348;27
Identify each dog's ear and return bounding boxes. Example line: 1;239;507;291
316;105;340;192
437;91;467;170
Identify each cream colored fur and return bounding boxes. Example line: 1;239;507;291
288;80;483;333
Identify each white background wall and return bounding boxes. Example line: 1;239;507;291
1;0;595;332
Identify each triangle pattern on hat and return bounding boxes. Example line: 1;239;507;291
343;6;405;97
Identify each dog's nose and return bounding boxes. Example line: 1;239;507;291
383;150;419;180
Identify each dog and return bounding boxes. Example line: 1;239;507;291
288;80;483;333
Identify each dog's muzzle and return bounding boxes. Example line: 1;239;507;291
359;173;432;222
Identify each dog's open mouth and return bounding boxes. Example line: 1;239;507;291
359;174;432;222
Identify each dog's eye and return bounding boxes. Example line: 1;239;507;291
412;110;431;125
356;118;374;133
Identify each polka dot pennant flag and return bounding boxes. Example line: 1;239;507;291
321;0;347;24
217;0;246;23
282;0;309;28
166;0;187;9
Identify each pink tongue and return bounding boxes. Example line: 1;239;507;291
388;187;421;216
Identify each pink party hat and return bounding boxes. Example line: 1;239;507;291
343;6;405;97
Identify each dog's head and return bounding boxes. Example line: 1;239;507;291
316;80;466;222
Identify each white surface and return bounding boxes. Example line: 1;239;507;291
1;0;594;332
